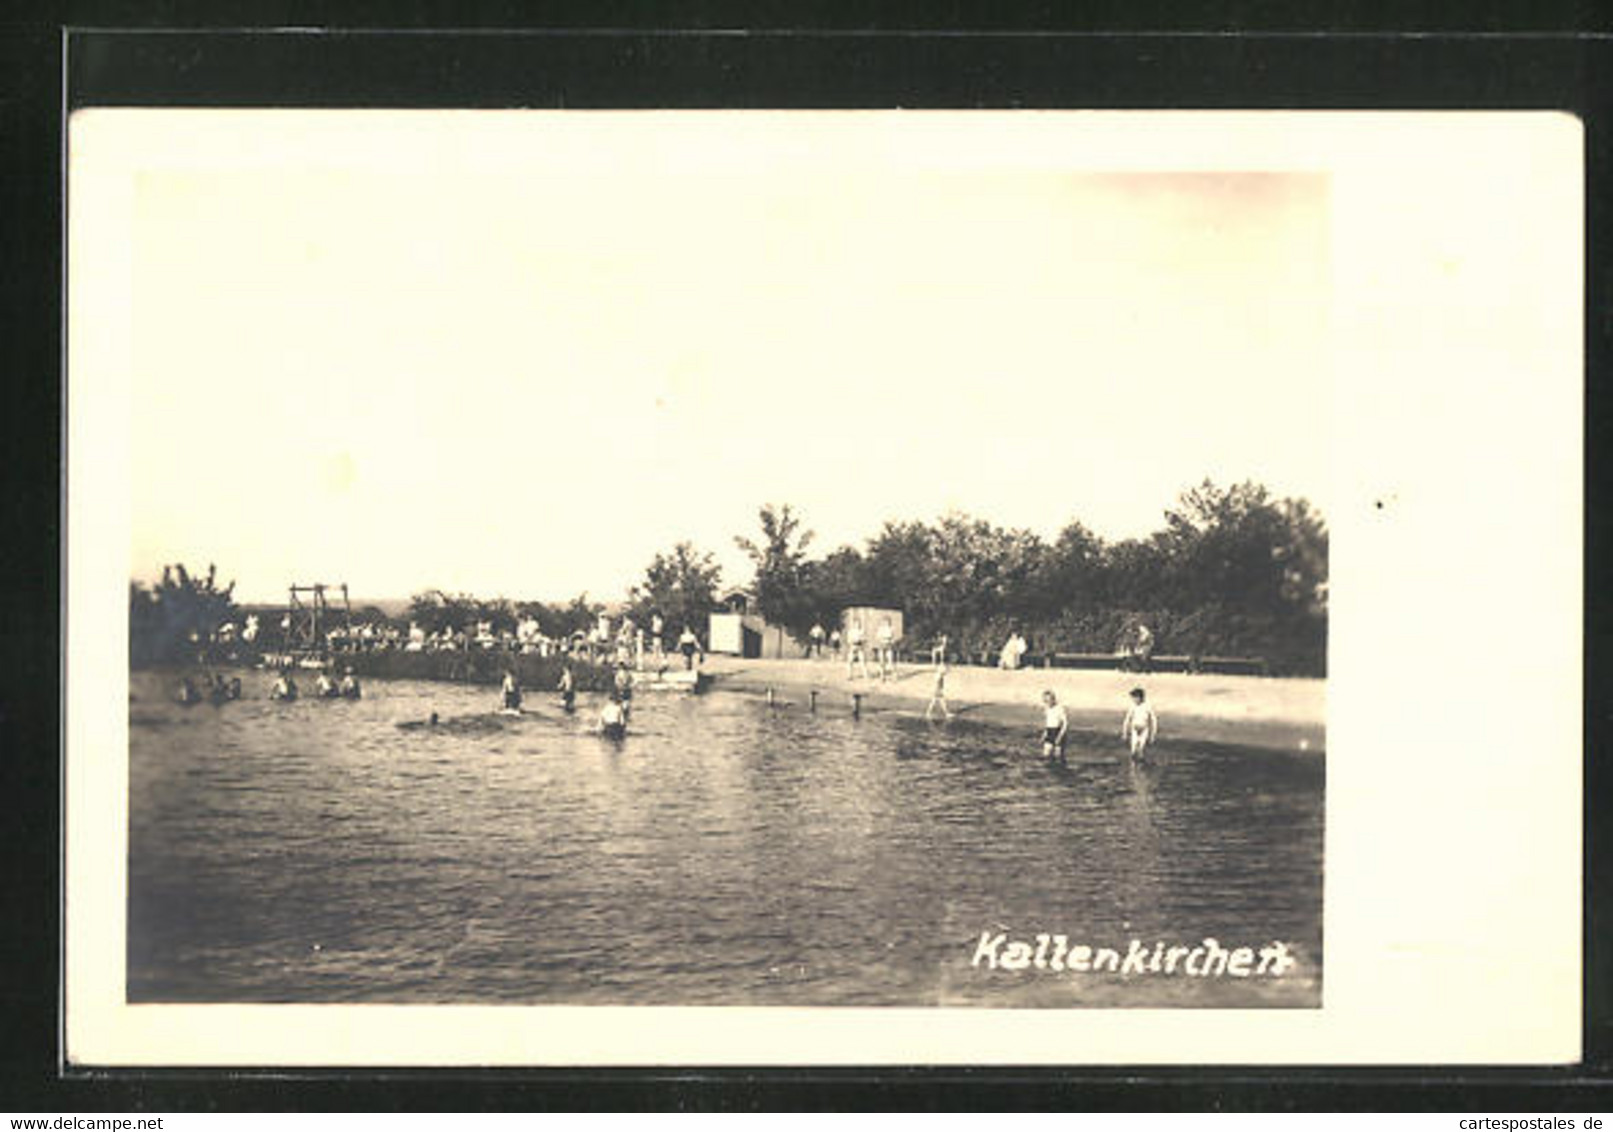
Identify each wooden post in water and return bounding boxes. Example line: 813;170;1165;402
809;689;818;713
851;692;862;719
766;687;775;708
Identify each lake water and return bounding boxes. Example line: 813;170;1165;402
128;670;1323;1007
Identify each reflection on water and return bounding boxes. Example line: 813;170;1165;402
127;672;1323;1006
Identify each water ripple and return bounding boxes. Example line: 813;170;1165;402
128;673;1323;1007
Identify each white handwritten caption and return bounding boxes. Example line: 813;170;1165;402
970;932;1298;978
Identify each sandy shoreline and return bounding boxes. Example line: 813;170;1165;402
698;655;1325;755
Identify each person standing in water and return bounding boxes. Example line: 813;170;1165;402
557;663;576;712
500;668;522;711
808;621;825;659
1122;686;1158;762
613;664;634;718
925;662;952;721
1041;690;1069;762
270;670;298;702
600;697;627;740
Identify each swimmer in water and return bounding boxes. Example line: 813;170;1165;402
500;669;522;711
1041;690;1068;762
396;710;441;731
601;697;627;739
1122;687;1158;762
270;671;298;702
339;667;361;700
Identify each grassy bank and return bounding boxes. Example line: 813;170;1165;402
701;655;1325;755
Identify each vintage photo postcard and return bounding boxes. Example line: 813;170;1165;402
64;109;1581;1065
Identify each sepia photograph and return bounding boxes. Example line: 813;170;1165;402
65;108;1580;1065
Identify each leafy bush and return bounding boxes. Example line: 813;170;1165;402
129;564;239;667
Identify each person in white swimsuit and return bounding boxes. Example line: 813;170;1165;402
1041;690;1068;761
1122;686;1158;761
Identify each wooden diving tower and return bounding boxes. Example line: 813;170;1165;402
286;582;351;655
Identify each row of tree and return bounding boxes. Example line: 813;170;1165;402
404;590;603;641
129;479;1327;676
623;480;1328;675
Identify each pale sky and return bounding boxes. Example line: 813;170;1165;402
123;113;1329;604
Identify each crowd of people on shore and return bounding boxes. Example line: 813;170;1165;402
199;607;714;680
796;619;1158;675
284;611;712;672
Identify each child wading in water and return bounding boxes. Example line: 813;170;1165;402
600;697;627;740
613;664;634;719
1122;686;1158;762
1040;690;1068;762
925;663;951;721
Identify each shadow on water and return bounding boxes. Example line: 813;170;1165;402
127;672;1323;1008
